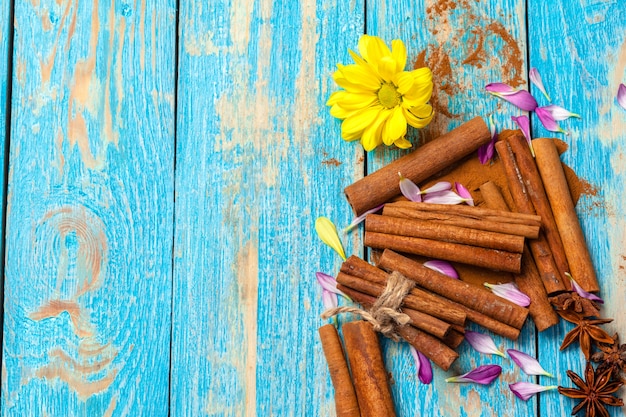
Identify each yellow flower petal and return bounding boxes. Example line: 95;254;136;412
402;83;433;107
391;39;407;72
404;104;434;128
412;67;433;82
393;72;415;95
394;137;412;149
378;56;397;83
382;107;407;145
341;105;384;140
361;109;390;151
358;35;392;65
315;217;346;261
329;91;378;111
329;104;352;120
338;64;381;91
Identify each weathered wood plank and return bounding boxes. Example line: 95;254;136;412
1;1;176;415
366;1;537;415
0;0;11;286
529;1;626;415
171;0;363;415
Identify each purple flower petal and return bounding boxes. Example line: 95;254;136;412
484;282;531;307
487;87;538;111
423;260;459;279
399;172;422;202
567;272;604;304
322;290;338;310
316;272;350;300
445;365;502;384
344;204;385;232
541;104;580;121
485;82;518;96
465;331;505;357
422;181;452;194
478;115;497;164
529;68;551;102
423;191;465;205
410;345;433;384
511;115;534;157
536;106;567;134
618;83;626;110
509;382;558;401
455;182;474;206
507;349;553;377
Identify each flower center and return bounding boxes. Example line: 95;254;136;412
378;82;401;108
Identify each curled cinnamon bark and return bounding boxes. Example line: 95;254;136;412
533;138;599;292
377;250;529;330
343;321;396;417
479;181;559;331
495;138;567;294
318;324;361;417
344;117;491;215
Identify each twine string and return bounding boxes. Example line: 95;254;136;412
321;271;415;341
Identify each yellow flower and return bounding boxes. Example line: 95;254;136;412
326;35;434;151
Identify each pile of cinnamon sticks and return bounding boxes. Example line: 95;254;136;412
319;117;600;416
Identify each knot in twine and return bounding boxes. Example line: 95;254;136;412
321;271;414;341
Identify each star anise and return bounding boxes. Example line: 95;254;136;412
591;333;626;377
558;310;614;360
550;291;601;318
558;362;624;417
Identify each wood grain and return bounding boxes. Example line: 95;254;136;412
366;1;536;415
528;0;626;415
1;1;176;415
171;1;364;415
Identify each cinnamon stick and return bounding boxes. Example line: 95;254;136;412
318;324;361;417
345;117;491;215
397;325;459;371
507;133;571;281
364;231;522;273
382;205;540;239
385;201;542;226
338;285;451;339
342;321;396;417
336;272;466;326
342;256;520;339
365;213;525;253
340;257;467;325
442;329;466;349
495;138;568;294
480;181;560;331
533;138;599;292
377;250;529;329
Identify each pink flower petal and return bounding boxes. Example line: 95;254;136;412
486;87;538;111
344;204;385;232
536;106;567;134
455;182;474;206
410;345;433;384
507;349;553;377
423;191;465;205
316;272;349;299
445;365;502;385
465;331;505;357
509;382;558;401
484;282;530;307
567;273;604;304
399;172;422;202
618;83;626;110
485;82;518;96
541;104;580;121
422;181;452;194
478;115;497;164
529;68;551;102
511;115;534;157
423;260;459;279
322;290;338;310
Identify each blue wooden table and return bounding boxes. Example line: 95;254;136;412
1;1;625;416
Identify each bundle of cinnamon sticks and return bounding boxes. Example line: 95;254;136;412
320;117;600;415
